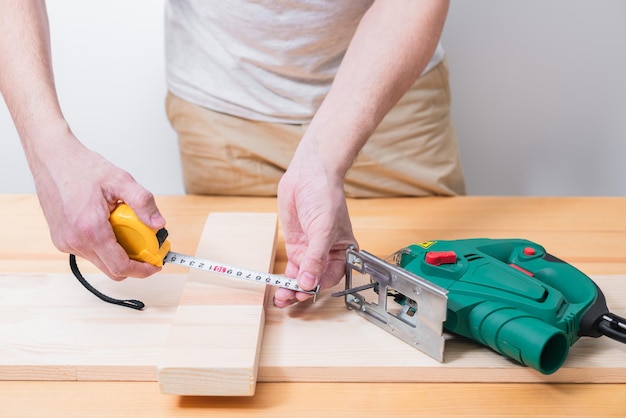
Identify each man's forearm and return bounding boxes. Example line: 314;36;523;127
0;0;71;158
301;0;450;178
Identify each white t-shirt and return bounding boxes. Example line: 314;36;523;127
165;0;445;124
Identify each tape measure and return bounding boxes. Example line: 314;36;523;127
162;251;313;293
70;204;318;311
109;203;318;295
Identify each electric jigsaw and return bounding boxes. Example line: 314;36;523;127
333;238;626;375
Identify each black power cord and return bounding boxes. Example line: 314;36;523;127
597;312;626;343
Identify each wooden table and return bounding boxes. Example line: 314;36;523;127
1;194;625;417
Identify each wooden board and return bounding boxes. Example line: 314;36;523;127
260;275;626;383
0;272;625;383
157;212;277;396
0;272;187;381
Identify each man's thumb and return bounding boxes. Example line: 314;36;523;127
122;190;165;230
296;238;328;290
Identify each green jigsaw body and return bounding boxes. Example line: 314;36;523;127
395;238;601;374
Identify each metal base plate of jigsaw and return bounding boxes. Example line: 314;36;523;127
333;248;449;362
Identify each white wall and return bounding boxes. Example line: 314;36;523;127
442;0;626;195
1;0;625;196
0;0;183;194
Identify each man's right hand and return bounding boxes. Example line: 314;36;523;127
0;1;165;280
32;132;166;281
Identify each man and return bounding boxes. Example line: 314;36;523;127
0;0;464;307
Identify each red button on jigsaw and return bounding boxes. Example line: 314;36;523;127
425;251;458;266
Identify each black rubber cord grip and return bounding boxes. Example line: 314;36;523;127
69;254;145;310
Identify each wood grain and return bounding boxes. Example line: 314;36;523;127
157;212;278;396
1;381;625;418
2;195;626;416
1;272;624;383
0;272;187;381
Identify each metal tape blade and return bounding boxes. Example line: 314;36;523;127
163;251;317;295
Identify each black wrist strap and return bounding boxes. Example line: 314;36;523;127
69;254;145;310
